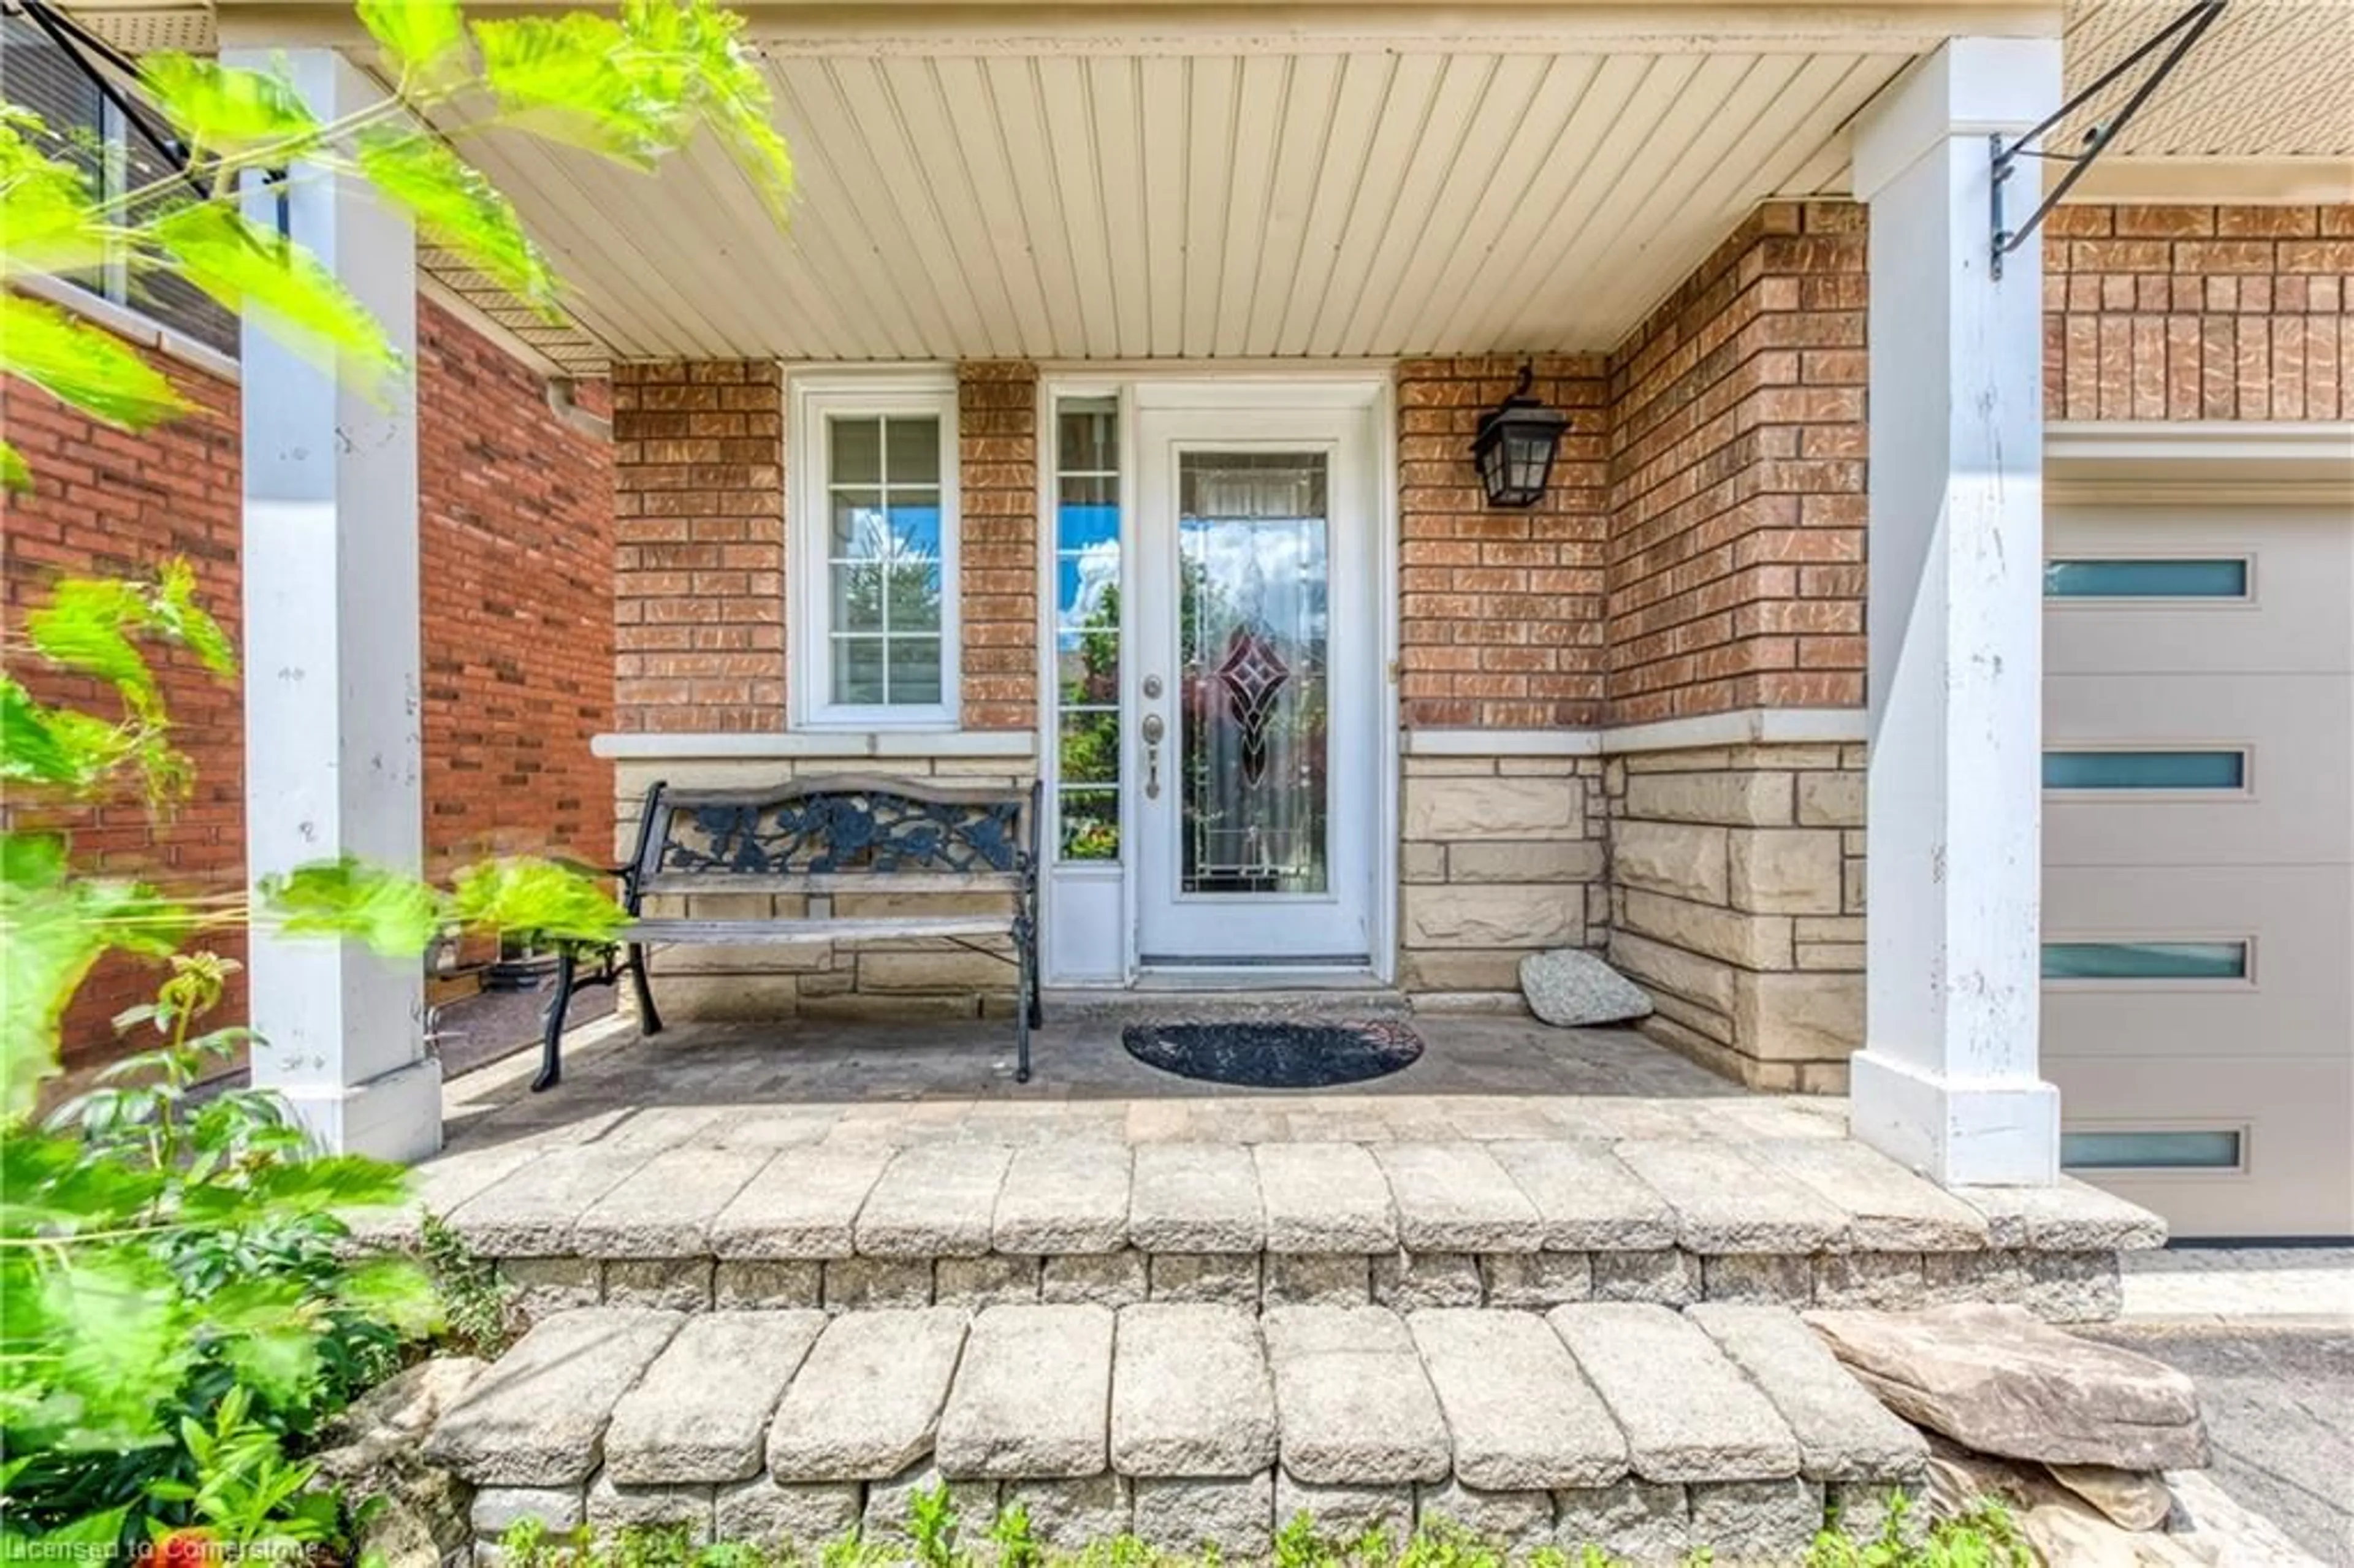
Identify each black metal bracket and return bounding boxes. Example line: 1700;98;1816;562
1990;0;2227;279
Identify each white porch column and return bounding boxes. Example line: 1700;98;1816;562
235;48;439;1161
1846;38;2062;1187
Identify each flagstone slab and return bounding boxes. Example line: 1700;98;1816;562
1262;1306;1450;1485
1949;1181;2169;1252
856;1145;1015;1257
993;1144;1132;1254
1487;1140;1678;1251
1547;1304;1800;1483
936;1305;1115;1479
1253;1143;1397;1253
1110;1305;1278;1478
1686;1304;1927;1482
1750;1140;1988;1253
1611;1141;1849;1255
1130;1144;1265;1252
1373;1144;1544;1254
709;1148;891;1259
442;1146;660;1257
765;1309;970;1480
605;1311;826;1483
1410;1309;1627;1490
425;1308;684;1485
573;1149;774;1258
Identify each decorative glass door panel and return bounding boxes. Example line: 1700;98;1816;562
1133;403;1376;968
1178;453;1330;897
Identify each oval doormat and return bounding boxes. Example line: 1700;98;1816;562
1121;1020;1424;1089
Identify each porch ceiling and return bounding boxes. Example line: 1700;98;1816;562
418;40;1914;365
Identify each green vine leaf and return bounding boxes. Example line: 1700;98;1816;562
473;12;686;170
260;858;448;956
0;113;118;280
138;54;320;157
354;127;558;315
357;0;471;86
0;295;190;430
152;204;397;381
449;856;628;948
0;441;30;495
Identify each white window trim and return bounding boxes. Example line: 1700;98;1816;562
787;368;962;731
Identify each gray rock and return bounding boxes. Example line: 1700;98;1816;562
320;1355;487;1462
1701;1253;1815;1308
1372;1252;1485;1309
1548;1304;1801;1482
1688;1478;1825;1566
860;1461;997;1548
1042;1250;1148;1306
1613;1140;1849;1254
709;1147;891;1258
1130;1144;1265;1252
1414;1480;1556;1556
1254;1143;1397;1253
1479;1252;1591;1307
823;1256;934;1311
1262;1307;1450;1485
1824;1484;1927;1550
1264;1254;1373;1306
714;1259;823;1309
935;1304;1114;1479
1750;1139;1988;1253
1520;950;1655;1027
499;1257;600;1317
1590;1249;1699;1306
425;1308;684;1485
2044;1463;2173;1531
1111;1304;1278;1478
993;1143;1131;1254
312;1358;484;1568
1133;1473;1274;1558
1410;1309;1627;1489
471;1486;584;1538
712;1478;861;1548
1554;1479;1689;1562
1804;1304;2207;1471
1948;1180;2168;1252
570;1148;771;1257
605;1311;825;1483
766;1308;970;1480
601;1258;712;1311
1148;1252;1261;1304
1686;1304;1927;1483
856;1144;1014;1258
934;1254;1042;1308
1373;1144;1544;1253
1813;1253;1929;1311
2162;1469;2325;1567
2019;1250;2124;1323
584;1473;713;1540
443;1146;657;1257
1002;1474;1135;1548
1273;1475;1412;1545
1487;1140;1678;1251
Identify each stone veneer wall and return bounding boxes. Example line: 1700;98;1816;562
1398;754;1609;1000
612;756;1035;1022
1603;743;1865;1094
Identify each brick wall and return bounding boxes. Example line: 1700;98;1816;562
2046;205;2352;421
958;362;1040;731
1395;356;1610;729
1604;202;1868;728
2;299;615;1066
609;360;787;734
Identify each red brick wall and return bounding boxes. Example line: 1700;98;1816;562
958;362;1040;732
2;299;615;1065
2046;205;2352;421
1603;202;1869;726
1395;355;1611;729
610;360;787;734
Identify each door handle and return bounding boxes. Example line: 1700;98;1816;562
1141;712;1165;799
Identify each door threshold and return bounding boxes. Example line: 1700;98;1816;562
1043;983;1411;1021
1129;967;1390;991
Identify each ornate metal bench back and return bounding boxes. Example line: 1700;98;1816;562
633;775;1038;896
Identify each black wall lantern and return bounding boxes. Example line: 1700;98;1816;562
1469;362;1569;508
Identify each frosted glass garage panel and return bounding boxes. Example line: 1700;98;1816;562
2043;750;2245;790
2061;1130;2242;1170
2045;559;2247;598
2041;941;2248;980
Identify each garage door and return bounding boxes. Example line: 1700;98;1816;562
2044;497;2353;1239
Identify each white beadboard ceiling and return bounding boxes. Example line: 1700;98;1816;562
425;44;1914;365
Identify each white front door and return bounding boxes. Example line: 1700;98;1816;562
1132;400;1379;967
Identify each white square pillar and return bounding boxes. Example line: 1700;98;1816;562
236;48;439;1162
1846;38;2063;1187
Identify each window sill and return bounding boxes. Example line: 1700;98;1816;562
593;731;1036;761
17;272;240;383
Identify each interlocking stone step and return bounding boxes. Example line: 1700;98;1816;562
434;1300;1933;1564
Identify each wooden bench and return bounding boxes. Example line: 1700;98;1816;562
536;775;1043;1091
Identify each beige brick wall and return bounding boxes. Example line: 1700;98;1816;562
1602;742;1865;1092
1398;755;1609;1000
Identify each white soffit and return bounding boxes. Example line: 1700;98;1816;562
427;42;1916;363
2058;0;2354;159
